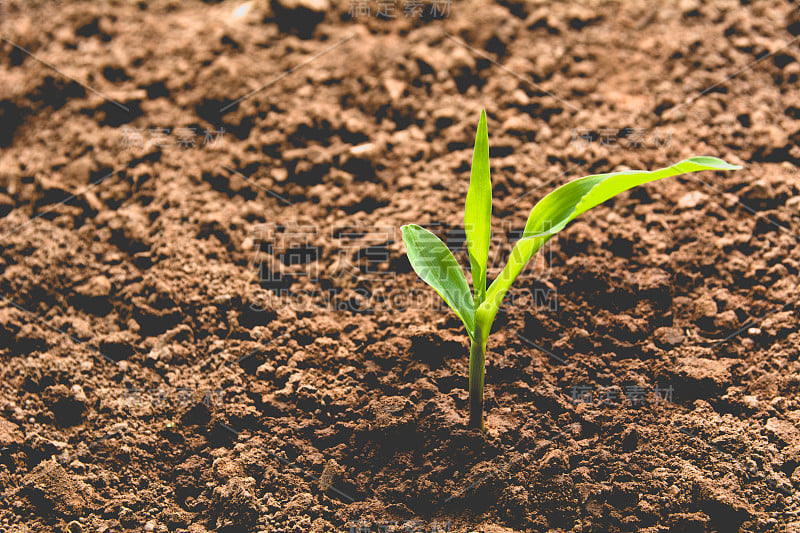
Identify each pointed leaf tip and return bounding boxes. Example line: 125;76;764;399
401;224;475;339
465;109;492;309
483;156;741;319
684;156;742;170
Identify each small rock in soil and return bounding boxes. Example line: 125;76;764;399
75;275;112;298
212;456;244;481
690;473;753;527
539;448;569;474
653;326;685;349
22;459;93;517
256;361;275;379
282;491;315;516
633;268;672;306
676;190;708;210
211;476;262;527
692;295;718;330
370;395;414;430
421;393;463;428
765;417;800;445
673;356;734;394
714;309;739;331
0;416;23;446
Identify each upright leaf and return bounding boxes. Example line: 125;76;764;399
465;109;492;308
402;224;475;340
484;156;742;319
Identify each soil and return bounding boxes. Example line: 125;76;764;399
1;0;800;532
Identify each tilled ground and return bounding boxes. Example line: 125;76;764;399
1;1;800;532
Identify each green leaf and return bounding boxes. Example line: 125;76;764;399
402;224;475;339
483;156;742;320
464;109;492;308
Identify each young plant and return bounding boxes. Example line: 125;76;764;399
401;109;740;430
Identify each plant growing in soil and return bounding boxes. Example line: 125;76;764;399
401;109;740;430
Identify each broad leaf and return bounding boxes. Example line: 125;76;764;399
464;109;492;308
402;224;475;339
484;157;742;318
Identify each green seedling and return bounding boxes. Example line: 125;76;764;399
401;109;740;430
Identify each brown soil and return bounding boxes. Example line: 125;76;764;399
1;1;799;532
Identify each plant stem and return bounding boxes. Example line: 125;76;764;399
468;327;486;430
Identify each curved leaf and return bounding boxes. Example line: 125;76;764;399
484;157;742;318
402;224;475;339
465;109;492;308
